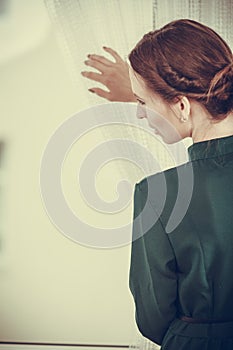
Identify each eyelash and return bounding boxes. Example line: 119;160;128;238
136;99;146;106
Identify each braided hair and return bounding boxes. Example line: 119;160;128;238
128;19;233;120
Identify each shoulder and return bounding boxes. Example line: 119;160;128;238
134;161;193;224
136;161;191;192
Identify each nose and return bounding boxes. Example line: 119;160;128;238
136;104;147;119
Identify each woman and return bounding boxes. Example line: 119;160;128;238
82;19;233;349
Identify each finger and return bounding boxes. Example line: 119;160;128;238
81;70;104;83
102;46;124;63
87;54;114;67
84;59;108;73
88;87;112;101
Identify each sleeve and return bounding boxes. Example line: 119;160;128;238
129;180;178;345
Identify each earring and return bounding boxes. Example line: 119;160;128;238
180;116;188;123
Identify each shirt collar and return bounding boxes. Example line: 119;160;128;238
188;134;233;161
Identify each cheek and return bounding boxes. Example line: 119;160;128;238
146;105;181;140
146;105;170;129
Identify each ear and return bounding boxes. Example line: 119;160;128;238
173;96;191;121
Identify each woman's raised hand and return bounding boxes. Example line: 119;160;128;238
81;46;137;102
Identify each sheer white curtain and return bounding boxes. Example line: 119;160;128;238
44;0;153;99
44;0;233;182
44;0;191;194
44;1;233;349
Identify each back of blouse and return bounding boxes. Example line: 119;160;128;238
129;134;233;346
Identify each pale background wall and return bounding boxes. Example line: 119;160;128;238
0;0;141;345
0;0;194;348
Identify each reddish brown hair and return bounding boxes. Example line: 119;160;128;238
128;19;233;120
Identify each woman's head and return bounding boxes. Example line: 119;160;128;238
128;19;233;143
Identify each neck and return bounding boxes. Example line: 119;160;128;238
188;103;233;143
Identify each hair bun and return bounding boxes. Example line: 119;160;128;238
206;62;233;116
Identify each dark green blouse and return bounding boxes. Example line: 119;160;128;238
129;135;233;349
